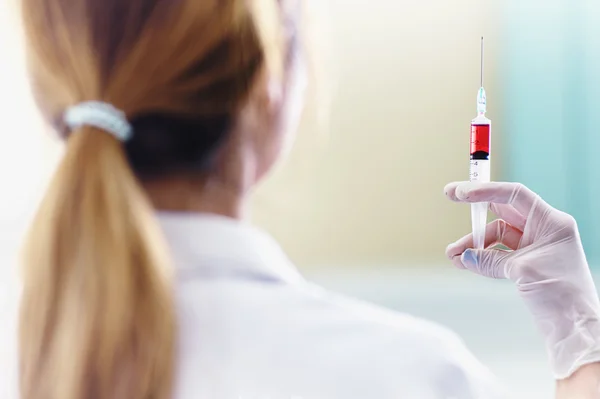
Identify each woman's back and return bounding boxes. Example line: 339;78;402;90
18;0;292;397
161;213;503;398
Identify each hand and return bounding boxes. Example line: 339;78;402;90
444;181;600;379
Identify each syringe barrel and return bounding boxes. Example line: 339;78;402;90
469;116;491;250
470;115;491;158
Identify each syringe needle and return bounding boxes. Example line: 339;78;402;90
480;36;484;88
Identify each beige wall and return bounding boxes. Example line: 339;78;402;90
252;0;504;268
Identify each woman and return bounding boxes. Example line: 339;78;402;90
15;0;600;398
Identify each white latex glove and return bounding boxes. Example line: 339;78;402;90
445;181;600;379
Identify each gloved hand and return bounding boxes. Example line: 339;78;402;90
444;181;600;379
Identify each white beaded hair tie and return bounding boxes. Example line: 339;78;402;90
63;101;133;141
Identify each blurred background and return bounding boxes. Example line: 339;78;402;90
1;0;600;398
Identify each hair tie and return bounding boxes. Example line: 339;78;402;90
64;101;133;141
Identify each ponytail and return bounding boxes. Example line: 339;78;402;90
19;128;176;399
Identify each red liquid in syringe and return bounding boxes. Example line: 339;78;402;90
469;115;491;183
470;123;490;160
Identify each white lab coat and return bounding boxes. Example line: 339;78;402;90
160;212;506;399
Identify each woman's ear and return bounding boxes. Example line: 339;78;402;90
267;77;284;111
251;67;284;115
234;67;284;146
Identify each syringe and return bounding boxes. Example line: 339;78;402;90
469;37;491;249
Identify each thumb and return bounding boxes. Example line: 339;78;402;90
460;248;511;279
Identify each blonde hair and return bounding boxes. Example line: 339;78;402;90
18;0;294;398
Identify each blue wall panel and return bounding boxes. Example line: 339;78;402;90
503;0;600;265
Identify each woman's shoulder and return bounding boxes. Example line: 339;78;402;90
295;283;465;344
284;283;505;398
175;277;506;398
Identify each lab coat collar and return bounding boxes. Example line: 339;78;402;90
156;212;305;285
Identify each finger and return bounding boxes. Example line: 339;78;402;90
445;181;550;217
489;203;526;231
444;181;467;201
446;219;523;265
458;248;513;279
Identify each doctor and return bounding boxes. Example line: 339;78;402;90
15;0;600;398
